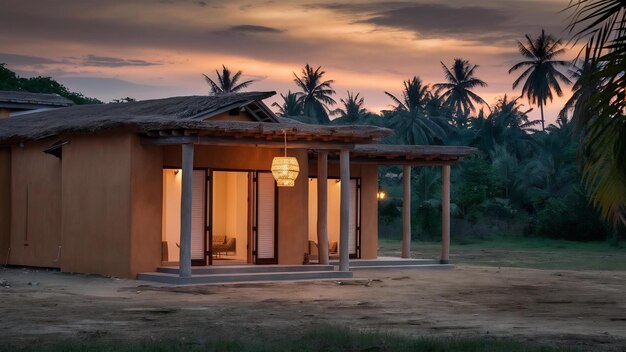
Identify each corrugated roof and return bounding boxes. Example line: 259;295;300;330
0;90;74;107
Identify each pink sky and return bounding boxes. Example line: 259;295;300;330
0;0;578;125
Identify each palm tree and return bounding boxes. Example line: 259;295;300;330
564;0;626;227
469;95;539;159
433;58;488;122
203;65;255;94
271;91;303;117
509;30;572;131
384;77;447;145
333;91;368;123
293;64;336;124
559;45;601;122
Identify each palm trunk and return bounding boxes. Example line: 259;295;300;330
539;101;546;131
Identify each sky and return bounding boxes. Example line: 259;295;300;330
0;0;578;124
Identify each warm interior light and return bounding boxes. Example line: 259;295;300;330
271;130;299;187
377;191;386;200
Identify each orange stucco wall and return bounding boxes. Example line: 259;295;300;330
9;141;62;268
359;164;379;259
60;132;133;277
210;111;256;122
58;131;162;278
277;149;309;264
0;148;11;264
129;136;163;276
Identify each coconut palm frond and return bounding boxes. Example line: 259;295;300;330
202;65;256;94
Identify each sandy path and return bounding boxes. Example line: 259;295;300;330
0;266;625;351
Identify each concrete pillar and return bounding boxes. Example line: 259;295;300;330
179;143;194;278
441;164;451;264
317;151;329;265
339;149;350;272
401;165;411;258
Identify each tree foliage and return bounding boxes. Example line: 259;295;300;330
564;0;626;228
332;91;368;124
0;63;101;104
384;77;447;145
293;64;337;124
434;58;488;123
272;90;303;117
509;30;572;130
203;65;255;94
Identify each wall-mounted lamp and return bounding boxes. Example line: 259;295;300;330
377;191;386;200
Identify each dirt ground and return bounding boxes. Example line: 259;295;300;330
1;265;625;351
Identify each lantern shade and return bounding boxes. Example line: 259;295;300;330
271;156;300;187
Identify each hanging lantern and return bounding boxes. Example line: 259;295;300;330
271;130;300;187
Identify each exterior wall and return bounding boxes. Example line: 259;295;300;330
5;131;380;277
359;164;379;259
61;132;133;277
277;149;309;264
163;145;309;265
209;111;256;122
309;161;379;259
9;141;62;268
0;148;11;264
164;145;290;171
129;136;163;276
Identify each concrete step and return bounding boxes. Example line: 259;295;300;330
157;264;335;275
137;270;353;285
348;264;454;270
329;259;440;267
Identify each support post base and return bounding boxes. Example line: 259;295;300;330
439;259;449;264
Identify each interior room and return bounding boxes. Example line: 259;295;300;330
308;178;358;259
212;171;250;264
162;169;181;264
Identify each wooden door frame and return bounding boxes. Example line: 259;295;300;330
209;169;265;265
162;167;208;266
253;171;279;265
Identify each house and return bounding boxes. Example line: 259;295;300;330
0;92;475;284
0;91;74;118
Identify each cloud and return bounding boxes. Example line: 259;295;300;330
58;76;185;102
0;52;66;66
313;1;568;44
82;55;160;67
362;4;510;36
227;25;284;34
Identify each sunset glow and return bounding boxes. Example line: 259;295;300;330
1;0;578;124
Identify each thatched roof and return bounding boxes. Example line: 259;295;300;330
142;120;392;144
0;91;74;109
0;92;392;145
0;92;273;142
0;91;475;163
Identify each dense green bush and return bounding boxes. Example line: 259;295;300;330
0;63;101;104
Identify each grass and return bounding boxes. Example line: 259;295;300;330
378;236;626;271
3;326;579;352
